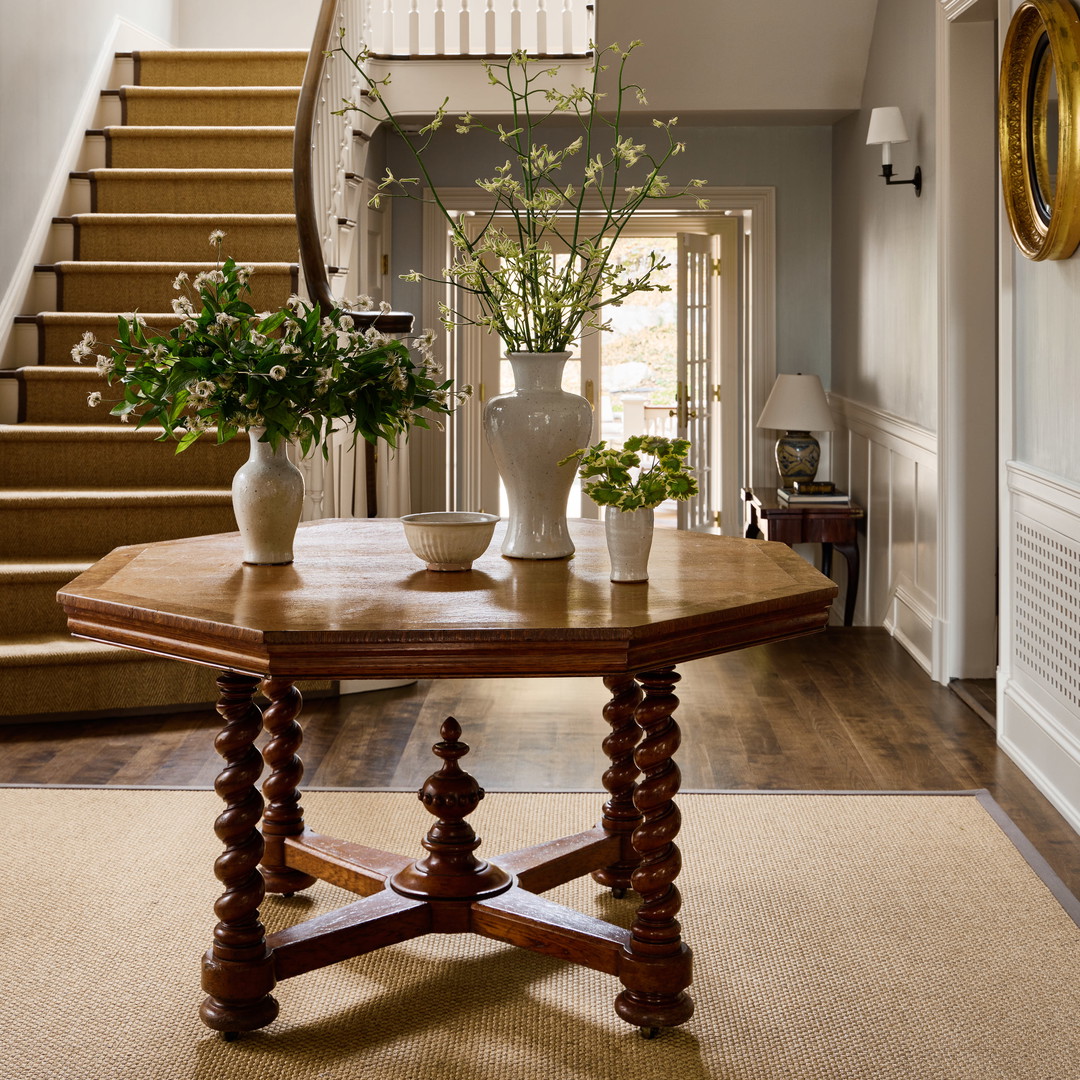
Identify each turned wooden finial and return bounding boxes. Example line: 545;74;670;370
391;716;510;901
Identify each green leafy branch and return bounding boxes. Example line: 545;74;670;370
559;435;698;511
334;39;708;352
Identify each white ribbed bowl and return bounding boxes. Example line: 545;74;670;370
400;512;500;571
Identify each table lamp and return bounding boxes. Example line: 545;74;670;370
756;373;835;487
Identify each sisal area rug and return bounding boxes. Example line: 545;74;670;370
2;788;1078;1080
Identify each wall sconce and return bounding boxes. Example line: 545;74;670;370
756;373;835;488
866;106;922;197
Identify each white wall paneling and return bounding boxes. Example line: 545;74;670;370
999;463;1080;833
831;395;940;675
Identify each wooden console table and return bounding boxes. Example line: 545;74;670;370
58;519;836;1041
742;487;864;626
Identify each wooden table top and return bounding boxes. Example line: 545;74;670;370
58;518;838;679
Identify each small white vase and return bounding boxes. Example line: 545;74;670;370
482;351;594;560
605;506;654;583
231;427;305;565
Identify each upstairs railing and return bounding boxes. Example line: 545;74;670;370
363;0;594;58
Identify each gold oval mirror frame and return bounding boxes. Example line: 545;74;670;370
1000;0;1080;261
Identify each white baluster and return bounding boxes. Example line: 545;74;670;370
382;0;394;54
561;0;572;55
535;0;548;55
360;0;375;51
409;0;420;55
485;0;496;55
460;0;473;56
434;0;446;55
510;0;522;52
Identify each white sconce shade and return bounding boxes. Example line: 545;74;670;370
756;374;834;433
867;106;909;167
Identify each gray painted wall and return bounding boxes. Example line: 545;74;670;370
1014;249;1080;482
831;0;938;430
384;123;834;383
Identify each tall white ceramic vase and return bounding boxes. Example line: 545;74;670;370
483;351;593;559
231;427;305;565
605;505;655;583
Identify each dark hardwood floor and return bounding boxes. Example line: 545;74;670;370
3;627;1079;896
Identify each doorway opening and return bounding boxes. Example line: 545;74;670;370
413;189;776;534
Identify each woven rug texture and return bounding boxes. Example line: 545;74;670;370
2;788;1078;1080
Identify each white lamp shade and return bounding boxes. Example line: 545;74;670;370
866;106;909;146
756;373;834;432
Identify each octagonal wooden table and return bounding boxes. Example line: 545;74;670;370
58;518;836;1041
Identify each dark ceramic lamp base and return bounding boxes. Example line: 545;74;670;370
775;430;821;487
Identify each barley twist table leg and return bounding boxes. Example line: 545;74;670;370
592;673;643;897
260;677;317;895
615;666;694;1034
200;671;278;1037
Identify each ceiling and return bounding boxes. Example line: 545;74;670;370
593;0;880;123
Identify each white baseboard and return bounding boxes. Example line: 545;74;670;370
999;676;1080;836
884;574;935;676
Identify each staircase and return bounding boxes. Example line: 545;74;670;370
0;49;310;720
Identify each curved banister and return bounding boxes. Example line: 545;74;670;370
293;0;413;333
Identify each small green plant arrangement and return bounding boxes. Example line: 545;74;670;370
560;435;698;511
73;231;468;456
336;40;708;352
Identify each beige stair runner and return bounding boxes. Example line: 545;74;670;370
0;49;311;720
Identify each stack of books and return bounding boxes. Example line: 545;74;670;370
777;481;850;505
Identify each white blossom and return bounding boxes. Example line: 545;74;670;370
208;229;226;246
86;391;102;407
70;331;96;363
269;365;287;381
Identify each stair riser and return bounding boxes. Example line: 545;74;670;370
122;91;299;127
134;53;307;88
55;266;297;313
106;132;293;170
1;580;76;635
39;317;183;365
90;175;295;214
0;655;221;719
0;437;248;489
14;373;112;424
1;502;237;557
75;220;299;263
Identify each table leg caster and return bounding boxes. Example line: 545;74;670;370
222;1032;239;1043
611;886;627;899
639;1027;660;1040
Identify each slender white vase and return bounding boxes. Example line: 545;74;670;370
231;427;305;565
605;505;655;583
483;351;593;559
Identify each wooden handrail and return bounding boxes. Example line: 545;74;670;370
293;0;413;333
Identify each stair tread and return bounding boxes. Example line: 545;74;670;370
68;212;296;222
2;367;107;380
104;125;294;134
32;311;178;320
119;83;301;91
0;558;92;579
83;167;293;178
0;633;151;666
1;489;233;503
0;423;240;439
